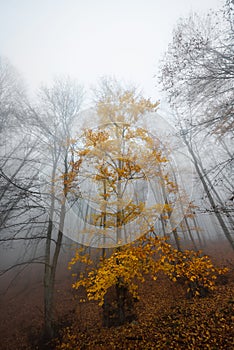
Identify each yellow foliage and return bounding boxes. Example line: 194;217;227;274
69;235;228;304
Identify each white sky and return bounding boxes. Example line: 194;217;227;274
0;0;223;100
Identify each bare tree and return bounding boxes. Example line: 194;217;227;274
0;66;84;339
158;2;234;248
28;76;84;338
180;130;234;250
0;56;26;134
0;56;44;245
159;1;234;135
0;57;47;303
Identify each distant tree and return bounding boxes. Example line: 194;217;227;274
180;130;234;250
0;56;25;133
0;56;44;253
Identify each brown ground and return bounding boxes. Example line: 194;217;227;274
0;239;233;350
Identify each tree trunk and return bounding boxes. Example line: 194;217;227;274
43;156;66;339
184;137;234;250
116;282;126;325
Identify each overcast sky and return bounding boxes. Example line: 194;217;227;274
0;0;223;100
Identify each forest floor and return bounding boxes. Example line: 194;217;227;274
0;239;233;350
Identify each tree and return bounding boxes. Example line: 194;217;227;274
68;79;203;325
0;56;25;133
181;130;234;250
158;2;234;248
0;56;44;264
0;68;85;339
159;1;234;135
33;77;84;338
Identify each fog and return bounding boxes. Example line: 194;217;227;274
0;1;233;349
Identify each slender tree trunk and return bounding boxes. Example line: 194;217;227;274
184;216;198;250
192;216;204;248
44;218;54;339
172;228;182;251
44;154;67;338
44;158;57;339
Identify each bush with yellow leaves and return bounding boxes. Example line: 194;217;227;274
69;235;228;306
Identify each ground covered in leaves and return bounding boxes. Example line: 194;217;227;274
0;240;233;350
55;271;234;350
